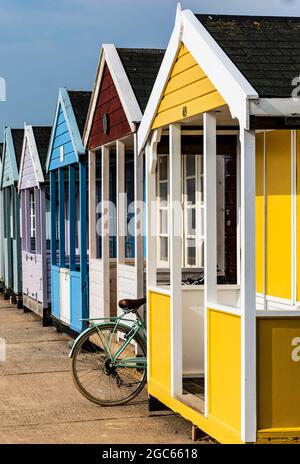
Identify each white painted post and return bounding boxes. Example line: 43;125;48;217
169;123;182;397
204;112;217;305
102;146;110;317
116;141;125;266
146;141;157;289
240;128;256;443
89;150;96;260
203;111;217;417
134;133;144;299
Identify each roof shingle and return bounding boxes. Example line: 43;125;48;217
117;48;165;112
196;14;300;97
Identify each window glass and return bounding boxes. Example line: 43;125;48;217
29;189;36;253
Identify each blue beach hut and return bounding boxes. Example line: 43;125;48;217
46;89;91;333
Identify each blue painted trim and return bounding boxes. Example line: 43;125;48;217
50;171;57;265
79;160;88;319
46;88;86;172
69;165;76;271
58;169;65;267
51;265;60;320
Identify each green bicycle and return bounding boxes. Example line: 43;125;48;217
69;298;147;406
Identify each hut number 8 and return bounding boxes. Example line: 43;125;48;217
291;337;300;362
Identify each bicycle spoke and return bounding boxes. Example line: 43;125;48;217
72;324;147;406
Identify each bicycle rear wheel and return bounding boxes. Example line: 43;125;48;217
71;324;147;406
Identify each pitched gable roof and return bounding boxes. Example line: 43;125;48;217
84;45;165;147
117;48;165;112
11;129;24;168
46;88;89;171
68;91;92;136
196;14;300;98
32;126;52;174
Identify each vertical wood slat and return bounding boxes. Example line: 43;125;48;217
34;187;41;254
58;169;65;268
80;161;88;281
12;185;22;294
146;142;157;288
40;186;48;308
50;171;57;266
134;133;145;299
203;111;217;418
169;123;182;397
69;165;76;271
102;146;110;317
240;128;256;443
117;141;125;264
89;150;96;259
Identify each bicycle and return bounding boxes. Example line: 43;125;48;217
69;298;147;406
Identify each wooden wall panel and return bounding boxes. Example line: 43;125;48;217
87;64;132;149
152;44;225;129
19;140;37;190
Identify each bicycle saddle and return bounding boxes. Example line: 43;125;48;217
118;298;146;312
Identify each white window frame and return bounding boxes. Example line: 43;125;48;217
29;189;36;252
157;153;226;270
157;154;170;267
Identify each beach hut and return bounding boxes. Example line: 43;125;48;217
83;45;164;320
0;142;4;291
46;89;91;334
138;6;300;444
18;125;52;325
0;127;24;306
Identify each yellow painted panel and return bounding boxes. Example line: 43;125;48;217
148;381;242;444
153;92;225;130
297;131;300;302
165;65;206;95
177;44;189;58
171;51;198;77
266;131;292;300
148;291;171;394
257;318;300;430
159;78;216;113
152;43;225;129
256;132;265;295
207;309;241;433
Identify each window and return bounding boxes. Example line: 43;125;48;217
29;189;36;253
156;153;222;270
157;155;169;266
182;155;204;268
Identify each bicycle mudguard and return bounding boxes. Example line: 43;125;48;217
68;322;136;358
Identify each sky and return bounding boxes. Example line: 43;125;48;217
0;0;300;139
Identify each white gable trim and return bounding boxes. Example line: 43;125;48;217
83;47;106;148
0;127;19;188
104;44;142;129
137;5;183;155
46;88;85;172
83;44;142;148
138;7;259;154
18;125;45;191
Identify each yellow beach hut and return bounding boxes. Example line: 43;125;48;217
138;6;300;444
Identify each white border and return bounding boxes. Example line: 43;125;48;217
137;7;259;155
18;125;45;191
83;44;143;147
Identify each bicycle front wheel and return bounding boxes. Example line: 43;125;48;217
72;324;147;406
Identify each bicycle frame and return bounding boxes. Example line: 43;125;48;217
70;312;147;370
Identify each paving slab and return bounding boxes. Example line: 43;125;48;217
0;297;210;444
